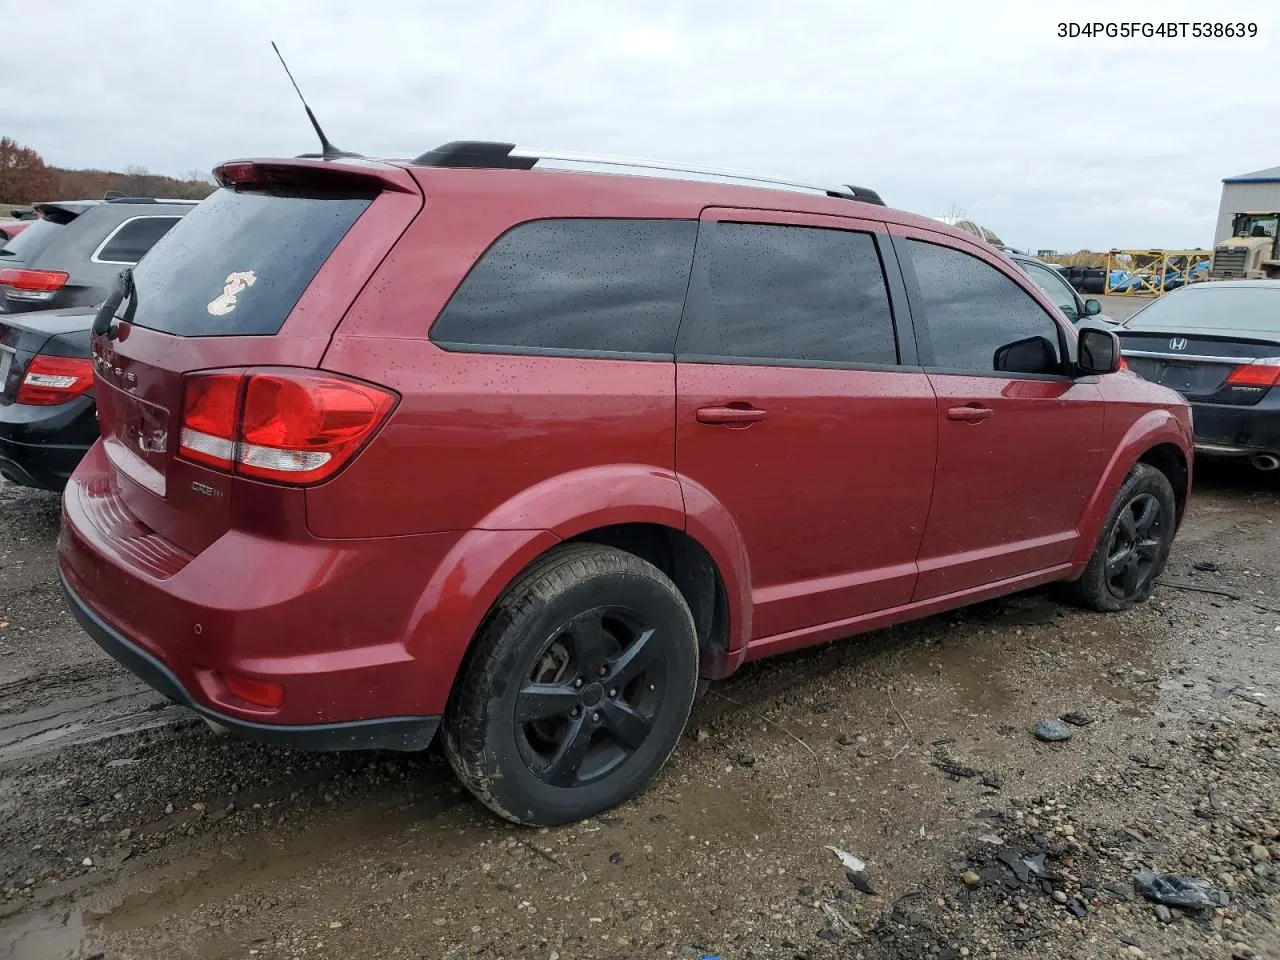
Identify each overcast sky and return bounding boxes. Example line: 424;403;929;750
3;0;1276;251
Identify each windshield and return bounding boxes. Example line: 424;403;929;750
0;218;63;261
125;186;372;337
1235;215;1278;238
1125;285;1280;334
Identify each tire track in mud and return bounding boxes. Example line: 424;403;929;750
0;666;190;767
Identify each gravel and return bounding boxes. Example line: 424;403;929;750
2;464;1280;959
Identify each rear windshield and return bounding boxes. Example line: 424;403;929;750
0;218;64;262
1126;286;1280;334
125;187;372;337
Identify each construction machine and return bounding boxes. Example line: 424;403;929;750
1211;212;1280;279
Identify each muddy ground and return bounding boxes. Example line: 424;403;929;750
2;343;1279;958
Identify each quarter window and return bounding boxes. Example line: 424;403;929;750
95;216;183;264
431;219;697;356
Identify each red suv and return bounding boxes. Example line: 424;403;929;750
58;142;1192;826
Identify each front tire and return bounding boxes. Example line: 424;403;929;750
1062;463;1177;612
443;544;699;826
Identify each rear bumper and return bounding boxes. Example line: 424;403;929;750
60;567;439;752
55;442;475;747
1191;397;1280;456
0;395;96;491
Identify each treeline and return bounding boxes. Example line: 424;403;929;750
0;136;216;205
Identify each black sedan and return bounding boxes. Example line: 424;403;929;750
1117;280;1280;471
0;307;98;491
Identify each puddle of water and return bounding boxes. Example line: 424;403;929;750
0;908;88;960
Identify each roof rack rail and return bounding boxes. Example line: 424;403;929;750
102;197;198;205
411;141;884;206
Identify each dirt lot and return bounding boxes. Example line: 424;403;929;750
2;301;1278;958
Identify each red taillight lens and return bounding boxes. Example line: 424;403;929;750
0;268;69;302
178;373;242;468
177;370;396;484
1225;361;1280;389
237;373;396;484
214;161;258;186
16;355;94;405
220;672;284;709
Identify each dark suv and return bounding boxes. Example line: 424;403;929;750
0;197;195;314
58;143;1193;826
0;198;197;490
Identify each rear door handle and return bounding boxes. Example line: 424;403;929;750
946;405;994;423
697;405;767;425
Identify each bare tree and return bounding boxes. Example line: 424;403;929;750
118;164;156;197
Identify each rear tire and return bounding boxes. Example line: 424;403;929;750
1061;463;1177;612
443;544;698;826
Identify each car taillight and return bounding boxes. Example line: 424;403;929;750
0;268;69;302
17;355;95;405
178;369;396;485
1225;360;1280;389
178;372;242;469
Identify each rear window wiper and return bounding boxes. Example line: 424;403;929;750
93;267;135;339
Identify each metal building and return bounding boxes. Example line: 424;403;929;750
1215;165;1280;244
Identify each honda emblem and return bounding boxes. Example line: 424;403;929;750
1169;337;1188;351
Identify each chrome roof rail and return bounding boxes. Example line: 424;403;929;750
411;141;884;205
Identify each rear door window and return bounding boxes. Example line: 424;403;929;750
93;215;183;265
431;218;697;356
907;239;1064;374
684;222;898;365
125;187;372;337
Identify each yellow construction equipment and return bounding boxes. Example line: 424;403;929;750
1104;250;1212;295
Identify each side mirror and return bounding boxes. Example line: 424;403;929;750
1077;327;1122;375
993;335;1058;375
1084;298;1102;317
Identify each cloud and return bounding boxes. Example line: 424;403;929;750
1;0;1276;250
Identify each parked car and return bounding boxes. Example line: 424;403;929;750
58;142;1193;827
1007;252;1118;325
0;198;198;491
0;197;195;315
1116;280;1280;471
0;219;30;244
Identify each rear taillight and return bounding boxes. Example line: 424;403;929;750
0;268;69;303
177;369;396;485
17;355;94;405
178;373;242;469
1225;360;1280;389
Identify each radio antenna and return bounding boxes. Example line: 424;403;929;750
271;41;360;159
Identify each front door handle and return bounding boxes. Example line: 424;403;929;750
697;405;767;425
947;404;994;423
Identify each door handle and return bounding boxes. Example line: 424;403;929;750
696;405;767;425
946;404;994;423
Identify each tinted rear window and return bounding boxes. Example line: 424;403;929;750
1126;286;1280;333
0;218;63;262
126;187;371;337
431;219;697;356
95;215;183;264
